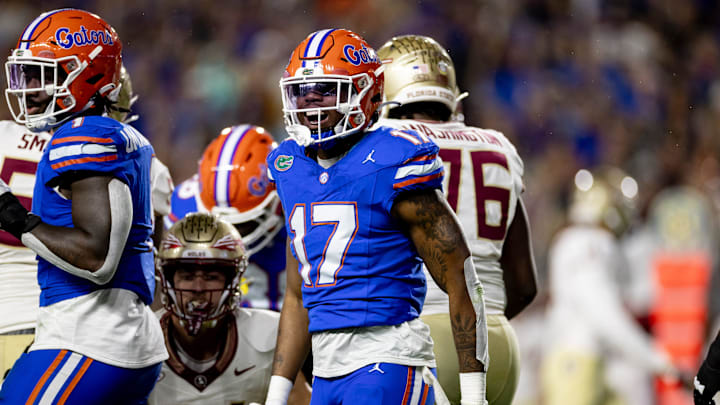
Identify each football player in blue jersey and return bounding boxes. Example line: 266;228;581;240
263;29;489;405
0;9;167;404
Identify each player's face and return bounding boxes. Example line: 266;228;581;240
293;82;349;131
173;267;228;315
18;65;54;115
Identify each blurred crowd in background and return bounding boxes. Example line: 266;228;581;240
2;0;719;403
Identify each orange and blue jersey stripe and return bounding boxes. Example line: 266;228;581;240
47;135;118;171
393;153;444;190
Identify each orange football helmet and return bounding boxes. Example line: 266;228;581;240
280;28;384;146
199;125;282;256
5;8;122;132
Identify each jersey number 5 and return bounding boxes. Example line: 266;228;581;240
289;202;358;287
439;149;510;240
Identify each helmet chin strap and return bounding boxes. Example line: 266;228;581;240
286;124;313;146
26;115;57;132
25;94;98;133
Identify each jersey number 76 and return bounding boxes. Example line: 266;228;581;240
439;149;511;241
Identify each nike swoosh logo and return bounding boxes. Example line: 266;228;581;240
234;365;256;376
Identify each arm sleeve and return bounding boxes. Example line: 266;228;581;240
21;179;132;285
150;157;174;216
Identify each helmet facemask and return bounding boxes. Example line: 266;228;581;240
280;73;375;147
5;50;84;132
160;261;242;336
212;194;282;257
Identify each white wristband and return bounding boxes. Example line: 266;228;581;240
459;372;487;405
265;375;294;405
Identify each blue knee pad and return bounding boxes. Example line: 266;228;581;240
311;363;435;405
0;349;161;405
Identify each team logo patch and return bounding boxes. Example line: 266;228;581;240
55;26;114;49
319;172;329;184
194;374;208;389
274;155;294;171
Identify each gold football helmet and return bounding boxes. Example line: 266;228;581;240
157;213;248;335
377;35;464;118
569;167;639;236
107;64;139;124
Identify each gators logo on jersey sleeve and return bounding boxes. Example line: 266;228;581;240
274;155;294;171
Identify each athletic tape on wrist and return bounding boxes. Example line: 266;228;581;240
265;375;293;405
459;371;487;405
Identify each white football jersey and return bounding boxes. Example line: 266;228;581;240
149;308;279;405
0;121;50;333
376;118;524;315
544;225;671;373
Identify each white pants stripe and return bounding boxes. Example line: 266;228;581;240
38;352;83;405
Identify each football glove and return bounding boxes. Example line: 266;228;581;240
0;179;40;239
695;362;720;405
695;334;720;405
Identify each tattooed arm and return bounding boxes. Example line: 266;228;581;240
266;238;311;405
392;188;485;373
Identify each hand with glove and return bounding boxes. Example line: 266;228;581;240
0;179;40;239
695;331;720;405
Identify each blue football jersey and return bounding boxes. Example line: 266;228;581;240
164;175;203;227
267;126;444;333
32;116;155;306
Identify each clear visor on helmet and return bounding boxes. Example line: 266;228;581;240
280;74;372;146
281;78;352;110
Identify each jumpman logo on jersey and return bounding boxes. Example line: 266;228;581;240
362;150;376;164
368;363;384;374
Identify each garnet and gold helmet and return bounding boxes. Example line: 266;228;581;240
377;35;463;119
280;28;384;146
570;167;639;236
5;8;122;132
198;125;282;256
157;213;248;335
107;64;138;124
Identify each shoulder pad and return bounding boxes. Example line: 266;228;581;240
267;140;302;176
236;308;280;352
363;125;439;167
